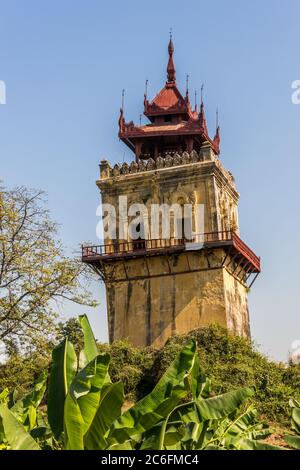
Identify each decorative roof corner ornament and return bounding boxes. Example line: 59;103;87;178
185;74;190;103
118;107;125;133
118;89;125;134
144;79;149;112
199;101;208;135
213;108;221;154
214;126;220;155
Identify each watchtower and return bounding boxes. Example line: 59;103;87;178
82;38;260;348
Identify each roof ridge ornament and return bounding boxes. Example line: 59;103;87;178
167;32;176;84
185;74;189;101
144;79;149;112
199;103;208;135
118;89;125;133
213;107;221;154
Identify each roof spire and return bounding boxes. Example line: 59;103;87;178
121;89;125;111
118;89;125;133
185;74;189;100
167;30;176;84
199;85;208;135
214;107;220;153
194;89;197;112
144;79;149;112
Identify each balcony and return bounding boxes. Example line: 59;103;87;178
82;231;261;274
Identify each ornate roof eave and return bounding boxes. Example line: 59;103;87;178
144;100;197;119
119;125;202;139
144;104;189;117
119;126;220;156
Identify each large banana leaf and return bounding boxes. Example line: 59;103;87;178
0;404;40;450
139;422;164;450
159;387;255;450
284;400;300;448
291;407;300;434
11;370;48;431
153;387;255;450
284;434;300;449
196;387;255;420
223;406;270;443
48;338;77;439
236;438;283;450
140;421;185;450
108;339;197;445
156;402;197;450
108;440;133;450
64;353;111;450
0;389;9;405
188;353;211;400
84;381;124;450
79;314;99;368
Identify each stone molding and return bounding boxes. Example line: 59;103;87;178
99;149;236;190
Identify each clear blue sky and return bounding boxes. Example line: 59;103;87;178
1;0;299;361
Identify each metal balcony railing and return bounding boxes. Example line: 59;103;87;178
82;231;260;273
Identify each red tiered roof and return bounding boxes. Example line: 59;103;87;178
145;85;187;114
118;38;220;159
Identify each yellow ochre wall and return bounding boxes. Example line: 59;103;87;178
97;146;250;348
105;251;249;348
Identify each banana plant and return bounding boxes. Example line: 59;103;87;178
138;378;281;450
106;339;198;449
284;398;300;449
0;404;41;450
10;370;48;431
51;326;198;450
0;315;288;450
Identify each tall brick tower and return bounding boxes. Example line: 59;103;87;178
82;38;260;348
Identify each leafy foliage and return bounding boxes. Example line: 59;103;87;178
47;338;77;439
0;404;41;450
56;318;84;355
0;348;50;399
1;323;299;428
0;316;287;450
284;398;300;449
103;325;300;426
0;185;96;352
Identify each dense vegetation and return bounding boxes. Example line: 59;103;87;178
98;326;300;427
0;185;95;356
0;181;298;451
1;323;300;431
2;316;300;450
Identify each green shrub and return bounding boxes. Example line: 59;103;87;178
101;325;300;426
1;323;299;426
0;320;283;451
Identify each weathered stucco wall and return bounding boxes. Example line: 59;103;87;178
98;156;240;241
98;151;251;348
223;268;250;338
105;250;250;348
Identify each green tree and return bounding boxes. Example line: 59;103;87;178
56;317;84;355
0;185;96;353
